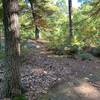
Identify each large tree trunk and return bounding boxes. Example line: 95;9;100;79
29;0;40;40
2;0;21;98
68;0;73;44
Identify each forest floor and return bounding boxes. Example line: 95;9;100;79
0;39;100;100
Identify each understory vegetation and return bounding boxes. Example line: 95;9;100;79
0;0;100;57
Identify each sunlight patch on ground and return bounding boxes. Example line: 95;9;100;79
31;68;47;76
47;55;65;58
74;82;100;100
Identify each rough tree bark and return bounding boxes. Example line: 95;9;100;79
0;32;1;50
35;25;39;40
68;0;73;44
29;0;40;40
2;0;21;98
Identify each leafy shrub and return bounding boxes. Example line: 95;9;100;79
13;95;27;100
78;52;92;60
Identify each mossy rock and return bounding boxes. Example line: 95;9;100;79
64;45;79;55
89;47;100;57
91;47;100;57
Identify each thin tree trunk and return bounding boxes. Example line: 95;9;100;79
68;0;73;44
2;0;21;98
29;0;40;40
35;25;39;40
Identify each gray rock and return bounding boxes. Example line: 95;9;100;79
24;42;37;49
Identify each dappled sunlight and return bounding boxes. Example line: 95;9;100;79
47;55;64;58
40;51;50;55
74;82;100;100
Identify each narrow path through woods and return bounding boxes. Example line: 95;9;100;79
20;40;100;100
0;39;100;100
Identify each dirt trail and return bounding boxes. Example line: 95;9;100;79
21;40;100;100
0;40;100;100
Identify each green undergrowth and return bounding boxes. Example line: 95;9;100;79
13;95;27;100
0;50;5;60
78;51;93;60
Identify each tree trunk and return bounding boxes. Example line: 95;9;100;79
35;25;39;40
2;0;21;98
0;32;1;50
29;0;40;40
68;0;73;44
